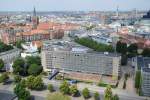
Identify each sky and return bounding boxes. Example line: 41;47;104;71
0;0;150;11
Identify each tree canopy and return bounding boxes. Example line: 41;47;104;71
59;81;70;94
0;72;9;83
141;48;150;57
12;58;25;75
14;82;30;100
135;71;141;89
28;64;43;76
104;85;113;100
0;59;4;70
70;85;78;96
116;41;127;54
75;38;114;52
26;75;44;90
82;88;90;99
26;56;41;66
0;41;13;53
94;92;100;100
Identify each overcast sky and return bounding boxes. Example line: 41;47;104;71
0;0;150;11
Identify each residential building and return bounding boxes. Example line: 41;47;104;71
41;41;121;79
0;48;21;71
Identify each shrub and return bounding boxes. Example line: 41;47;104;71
59;81;70;94
82;88;90;99
0;73;9;83
94;92;100;100
70;85;78;96
48;84;54;92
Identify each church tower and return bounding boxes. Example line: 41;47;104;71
32;7;39;29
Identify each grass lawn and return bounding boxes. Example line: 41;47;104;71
47;92;71;100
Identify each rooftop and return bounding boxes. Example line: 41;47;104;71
42;40;120;57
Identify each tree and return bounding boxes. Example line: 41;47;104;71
26;75;35;89
121;54;127;65
15;40;25;49
0;59;4;70
104;85;112;100
94;92;100;100
142;48;150;57
116;41;127;54
20;79;26;88
26;56;41;66
112;94;119;100
14;75;22;83
127;43;138;58
28;64;43;76
135;71;141;89
70;85;78;96
0;72;9;83
128;43;138;53
26;75;44;90
14;83;30;100
0;41;13;53
82;88;90;99
75;38;114;52
59;81;70;94
48;84;54;92
12;58;25;75
33;76;44;90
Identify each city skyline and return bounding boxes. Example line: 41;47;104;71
0;0;150;11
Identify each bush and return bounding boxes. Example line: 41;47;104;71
14;75;22;83
0;73;9;83
94;92;100;100
48;84;54;92
82;88;90;99
98;81;116;88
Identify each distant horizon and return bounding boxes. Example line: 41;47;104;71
0;0;150;12
0;9;149;12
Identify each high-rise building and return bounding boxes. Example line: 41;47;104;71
41;41;121;79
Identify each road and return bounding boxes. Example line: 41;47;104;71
0;78;149;100
43;78;149;100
